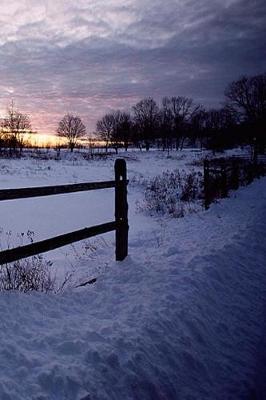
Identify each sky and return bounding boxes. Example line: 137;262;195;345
0;0;265;136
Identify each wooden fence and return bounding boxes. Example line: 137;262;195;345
204;154;266;209
0;159;128;264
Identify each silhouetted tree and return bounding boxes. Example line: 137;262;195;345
188;107;207;149
1;101;32;155
161;97;200;150
204;107;238;151
160;98;175;153
57;114;86;152
96;113;116;151
225;73;266;150
112;111;132;151
132;97;159;150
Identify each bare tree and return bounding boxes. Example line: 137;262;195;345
225;73;266;149
225;73;266;120
57;114;86;152
96;113;116;151
112;111;132;151
188;106;207;150
203;107;238;152
160;98;175;153
96;111;132;153
1;101;32;155
132;97;159;150
162;96;199;150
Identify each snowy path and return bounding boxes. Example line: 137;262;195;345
0;176;266;399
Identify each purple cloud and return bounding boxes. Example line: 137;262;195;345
0;0;265;134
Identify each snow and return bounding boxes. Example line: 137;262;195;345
0;148;265;399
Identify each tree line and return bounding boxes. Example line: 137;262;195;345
0;104;86;155
1;72;265;155
96;72;266;153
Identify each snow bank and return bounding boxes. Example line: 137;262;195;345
0;162;265;399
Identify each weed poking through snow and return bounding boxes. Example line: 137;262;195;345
136;169;203;217
0;230;54;293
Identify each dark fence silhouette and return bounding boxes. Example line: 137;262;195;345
0;159;128;264
204;154;266;209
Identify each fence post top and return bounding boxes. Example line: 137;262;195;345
115;159;127;178
115;158;126;168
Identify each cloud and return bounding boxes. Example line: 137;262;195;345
0;0;265;134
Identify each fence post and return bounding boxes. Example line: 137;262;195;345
231;158;239;190
204;159;210;210
246;161;253;184
253;145;258;178
115;159;128;261
221;159;228;197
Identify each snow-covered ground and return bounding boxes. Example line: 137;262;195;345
0;148;265;399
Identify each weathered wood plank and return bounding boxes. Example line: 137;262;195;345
0;221;116;264
0;180;116;201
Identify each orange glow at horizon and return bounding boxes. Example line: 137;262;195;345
24;133;67;147
24;133;103;147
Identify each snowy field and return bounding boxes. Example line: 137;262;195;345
0;148;265;399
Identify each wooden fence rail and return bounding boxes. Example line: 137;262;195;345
204;155;266;209
0;159;128;264
0;181;115;201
